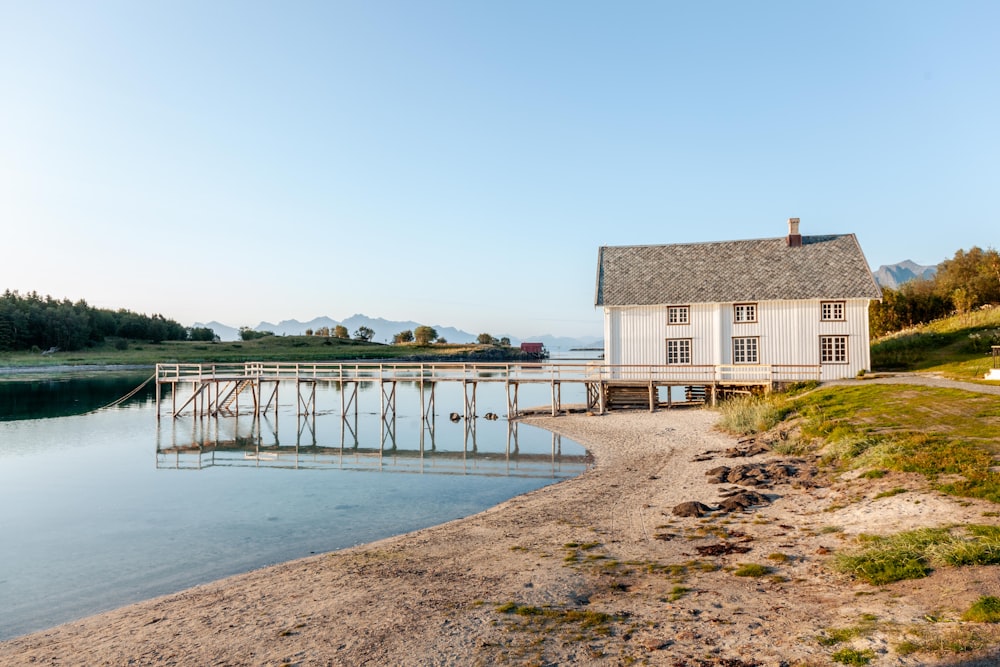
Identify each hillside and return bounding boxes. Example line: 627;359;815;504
871;306;1000;378
0;336;536;369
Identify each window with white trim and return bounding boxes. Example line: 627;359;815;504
666;339;691;365
821;301;845;321
820;336;848;363
732;337;759;364
667;306;690;325
734;303;757;323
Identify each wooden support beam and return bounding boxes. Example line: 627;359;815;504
297;380;316;416
381;381;397;451
464;381;477;422
173;382;209;418
506;382;518;418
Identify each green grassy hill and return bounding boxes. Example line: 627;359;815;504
871;306;1000;379
0;336;510;368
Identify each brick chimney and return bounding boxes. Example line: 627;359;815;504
787;217;802;247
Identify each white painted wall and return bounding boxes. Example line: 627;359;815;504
603;298;874;381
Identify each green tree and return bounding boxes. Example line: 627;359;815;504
316;326;330;337
414;325;438;345
333;325;349;339
354;326;375;342
936;246;1000;309
477;333;497;345
869;280;952;338
240;327;274;341
305;328;314;336
394;329;414;344
952;287;975;314
499;336;511;347
188;326;217;342
0;289;184;350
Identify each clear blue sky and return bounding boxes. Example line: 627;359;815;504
2;1;997;339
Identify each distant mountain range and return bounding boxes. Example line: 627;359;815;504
872;260;937;290
193;314;603;351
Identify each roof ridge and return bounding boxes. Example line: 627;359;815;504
599;234;848;251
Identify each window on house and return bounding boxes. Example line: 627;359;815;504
821;301;845;321
666;339;691;365
667;306;690;325
820;336;848;363
732;337;759;364
734;303;757;323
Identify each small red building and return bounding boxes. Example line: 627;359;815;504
520;342;545;356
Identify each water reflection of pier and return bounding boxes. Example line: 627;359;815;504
155;361;818;421
156;414;589;478
155;361;601;421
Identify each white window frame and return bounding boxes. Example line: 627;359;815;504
666;338;691;365
821;301;846;322
732;336;759;364
734;303;757;323
820;336;848;364
667;305;690;325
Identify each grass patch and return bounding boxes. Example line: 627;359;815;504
834;529;941;585
816;614;879;647
817;626;862;646
790;384;1000;502
733;563;772;578
493;600;624;649
873;487;908;500
714;380;1000;506
830;648;875;665
667;585;690;601
834;525;1000;584
893;625;997;657
716;394;788;435
962;596;1000;623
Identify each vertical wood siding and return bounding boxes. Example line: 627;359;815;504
604;298;873;380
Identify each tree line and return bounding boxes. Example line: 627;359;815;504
297;325;374;341
871;246;1000;337
0;290;213;352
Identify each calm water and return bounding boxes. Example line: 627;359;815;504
0;370;589;641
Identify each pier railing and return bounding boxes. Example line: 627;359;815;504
155;361;821;385
154;361;822;419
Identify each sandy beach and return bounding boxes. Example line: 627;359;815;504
2;407;998;666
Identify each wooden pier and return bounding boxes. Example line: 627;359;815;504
154;361;821;420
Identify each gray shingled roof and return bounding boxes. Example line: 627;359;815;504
595;234;882;306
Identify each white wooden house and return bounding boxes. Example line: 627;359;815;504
594;219;882;383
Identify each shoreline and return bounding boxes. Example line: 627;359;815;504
0;364;154;377
2;409;999;665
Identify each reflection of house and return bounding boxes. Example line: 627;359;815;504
594;219;882;381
